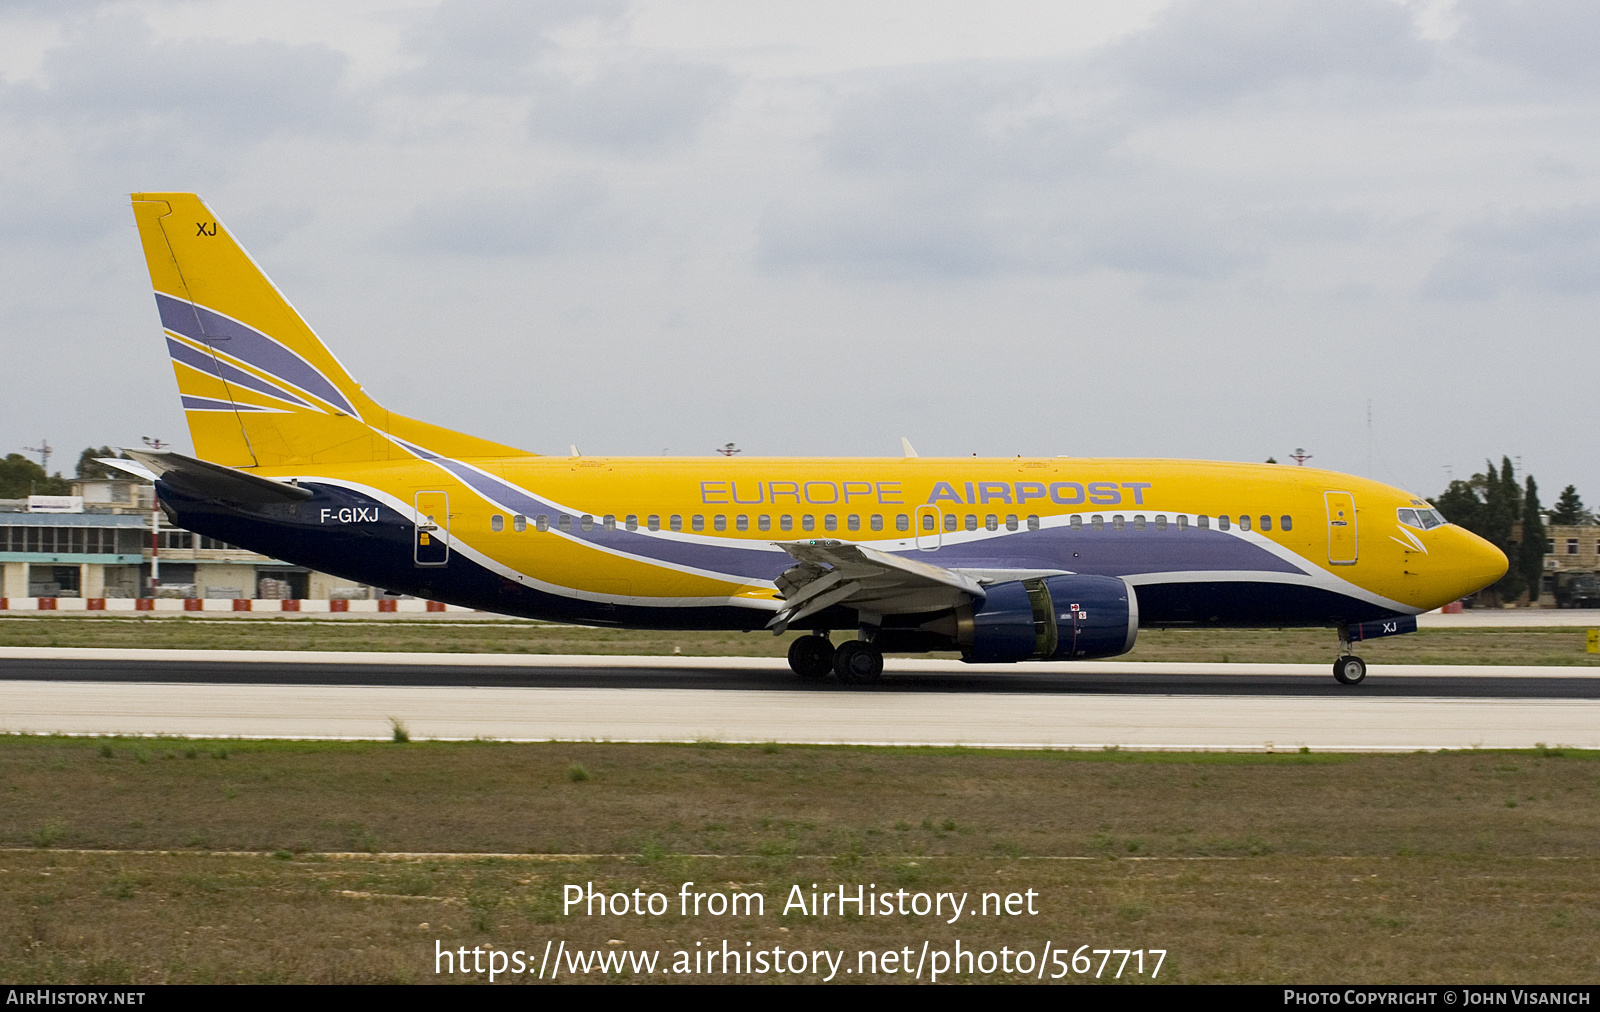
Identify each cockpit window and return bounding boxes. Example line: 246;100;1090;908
1399;507;1446;530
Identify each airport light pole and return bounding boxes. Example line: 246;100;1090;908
142;436;167;596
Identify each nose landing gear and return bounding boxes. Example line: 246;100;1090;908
1333;627;1367;685
1333;654;1367;685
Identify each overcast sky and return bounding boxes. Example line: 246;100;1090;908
1;0;1596;502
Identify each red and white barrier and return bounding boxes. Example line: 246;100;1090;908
0;597;466;614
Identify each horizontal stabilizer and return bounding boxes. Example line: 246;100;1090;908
94;457;157;482
125;448;314;504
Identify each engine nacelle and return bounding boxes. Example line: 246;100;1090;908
960;575;1138;663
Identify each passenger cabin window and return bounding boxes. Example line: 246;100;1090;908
871;514;884;532
581;514;594;532
944;514;957;532
713;515;726;532
603;515;616;531
1177;515;1188;531
1133;515;1146;531
1091;515;1104;532
824;515;838;531
985;514;998;531
922;514;936;532
897;514;911;532
647;515;660;531
758;516;771;531
558;514;571;532
1155;515;1167;531
1006;514;1018;531
512;514;526;533
692;515;705;532
1238;515;1250;532
1260;515;1271;531
1027;515;1040;531
847;515;861;532
1218;515;1230;531
669;515;682;532
1112;515;1125;531
1280;515;1292;531
625;515;638;531
802;515;815;532
491;514;504;532
1197;515;1210;529
737;515;749;532
964;514;978;532
1070;515;1082;530
781;515;794;532
536;514;550;532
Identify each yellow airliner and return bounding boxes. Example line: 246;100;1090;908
122;193;1507;686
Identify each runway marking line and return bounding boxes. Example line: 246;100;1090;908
8;848;1593;862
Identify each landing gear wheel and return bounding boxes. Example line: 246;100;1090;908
787;635;835;680
832;640;884;686
1333;655;1367;685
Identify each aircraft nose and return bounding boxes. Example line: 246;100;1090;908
1447;527;1508;600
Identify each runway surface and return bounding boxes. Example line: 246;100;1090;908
1;648;1597;750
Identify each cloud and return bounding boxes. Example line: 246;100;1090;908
1105;0;1431;106
527;60;730;153
1424;205;1600;298
1457;0;1600;88
399;179;614;257
2;14;359;140
400;0;623;94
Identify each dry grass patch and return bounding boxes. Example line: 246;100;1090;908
1;616;1597;665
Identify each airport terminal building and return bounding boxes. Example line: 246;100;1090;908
0;477;369;602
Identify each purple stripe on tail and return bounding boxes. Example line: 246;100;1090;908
155;293;356;415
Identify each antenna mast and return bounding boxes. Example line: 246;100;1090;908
22;439;51;473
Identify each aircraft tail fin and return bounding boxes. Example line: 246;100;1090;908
130;193;529;467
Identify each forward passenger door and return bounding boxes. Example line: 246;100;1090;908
1325;491;1357;565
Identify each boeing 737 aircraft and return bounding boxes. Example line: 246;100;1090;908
120;193;1507;686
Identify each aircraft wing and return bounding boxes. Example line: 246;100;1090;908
767;540;988;633
125;448;314;504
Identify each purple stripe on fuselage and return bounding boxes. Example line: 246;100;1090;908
166;337;312;408
393;442;1307;584
155;293;355;415
921;525;1304;577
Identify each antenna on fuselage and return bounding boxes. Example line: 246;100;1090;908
900;437;918;458
569;445;580;458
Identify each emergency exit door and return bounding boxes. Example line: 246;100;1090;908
1325;491;1357;565
414;491;450;566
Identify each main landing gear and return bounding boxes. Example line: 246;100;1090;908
1333;628;1367;685
786;631;884;687
787;633;834;680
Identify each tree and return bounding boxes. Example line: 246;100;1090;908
0;454;71;499
1518;477;1545;603
75;446;129;480
1549;485;1592;526
1434;456;1527;603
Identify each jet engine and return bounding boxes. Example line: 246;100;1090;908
958;575;1138;663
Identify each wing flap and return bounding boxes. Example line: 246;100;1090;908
766;539;986;633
